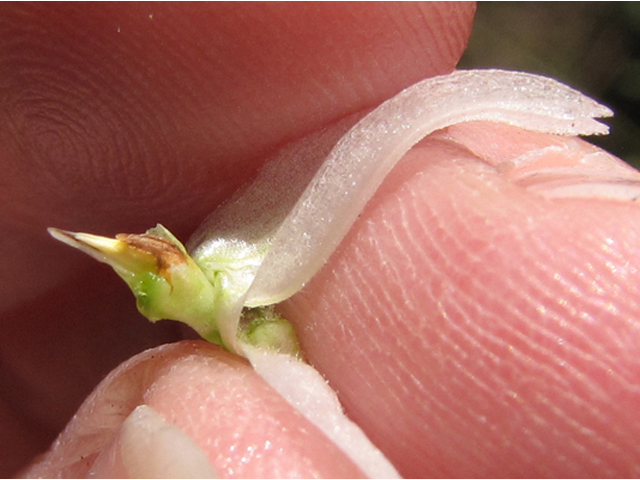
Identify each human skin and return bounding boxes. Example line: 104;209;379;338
3;2;640;477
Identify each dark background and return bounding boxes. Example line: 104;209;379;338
459;2;640;167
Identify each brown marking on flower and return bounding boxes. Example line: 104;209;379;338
117;234;187;274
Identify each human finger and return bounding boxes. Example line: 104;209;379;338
281;122;640;477
23;341;365;478
1;3;475;475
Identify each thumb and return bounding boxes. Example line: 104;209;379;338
23;341;366;478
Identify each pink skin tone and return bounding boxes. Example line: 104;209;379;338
0;3;473;474
281;123;640;477
26;342;365;478
3;2;640;477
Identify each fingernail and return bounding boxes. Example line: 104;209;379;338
501;143;640;201
91;405;217;478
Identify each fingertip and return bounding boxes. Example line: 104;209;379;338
281;124;640;477
23;342;365;478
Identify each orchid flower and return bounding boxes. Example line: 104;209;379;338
49;69;612;478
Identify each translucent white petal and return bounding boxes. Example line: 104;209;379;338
245;69;612;306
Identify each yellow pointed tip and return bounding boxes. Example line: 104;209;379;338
48;227;156;273
49;227;120;251
47;227;80;248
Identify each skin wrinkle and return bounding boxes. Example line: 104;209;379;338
7;18;124;173
360;250;402;330
302;235;405;411
460;172;640;472
4;69;181;229
396;183;438;284
450;223;624;434
414;3;471;77
426;236;603;471
280;127;640;476
351;220;413;338
547;393;619;468
6;7;470;219
408;322;503;474
408;160;612;472
440;3;476;61
350;153;524;468
418;7;453;74
0;5;472;226
390;6;439;77
340;190;600;472
432;164;632;394
529;216;640;366
316;187;480;472
376;196;419;293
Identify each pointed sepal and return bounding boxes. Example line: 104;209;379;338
48;225;222;343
